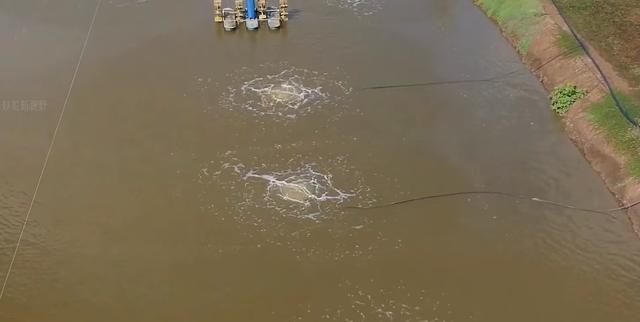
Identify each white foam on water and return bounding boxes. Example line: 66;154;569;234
228;163;355;220
196;150;382;260
240;78;324;118
219;66;351;120
246;167;352;206
326;0;383;17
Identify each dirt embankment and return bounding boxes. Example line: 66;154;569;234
480;1;640;236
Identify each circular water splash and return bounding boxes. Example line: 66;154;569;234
212;160;357;220
197;149;376;220
240;77;324;118
218;66;351;120
196;149;380;260
326;0;383;17
242;165;354;219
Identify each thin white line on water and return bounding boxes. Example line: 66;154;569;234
0;0;103;300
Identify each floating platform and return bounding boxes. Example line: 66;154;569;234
245;18;259;30
222;8;237;31
267;9;281;29
214;0;288;31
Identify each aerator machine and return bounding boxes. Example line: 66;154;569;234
214;0;288;31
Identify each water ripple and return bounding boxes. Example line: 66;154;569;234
326;0;383;17
200;64;351;121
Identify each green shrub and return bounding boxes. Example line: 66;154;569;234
550;84;587;115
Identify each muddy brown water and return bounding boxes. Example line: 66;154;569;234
1;0;639;321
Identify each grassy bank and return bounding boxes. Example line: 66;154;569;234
553;29;584;58
554;0;640;87
474;0;544;53
553;0;640;178
477;0;640;179
589;93;640;178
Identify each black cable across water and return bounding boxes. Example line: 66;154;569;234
360;70;523;91
346;190;640;217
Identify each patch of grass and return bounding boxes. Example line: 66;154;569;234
516;37;532;54
554;29;584;57
475;0;544;54
554;0;640;87
588;92;640;178
550;84;587;115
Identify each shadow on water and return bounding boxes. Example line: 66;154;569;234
286;8;302;20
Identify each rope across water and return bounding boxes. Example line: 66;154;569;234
345;190;640;217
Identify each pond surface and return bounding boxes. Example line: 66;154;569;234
1;0;639;321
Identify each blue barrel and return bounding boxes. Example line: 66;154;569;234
245;0;257;19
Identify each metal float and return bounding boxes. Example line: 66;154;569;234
214;0;288;31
